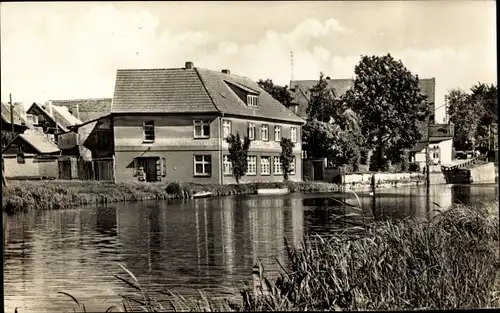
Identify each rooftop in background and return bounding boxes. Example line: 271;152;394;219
1;102;27;126
111;62;305;124
49;98;112;123
289;77;436;118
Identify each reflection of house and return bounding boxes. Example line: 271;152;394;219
109;61;305;183
289;77;454;169
2;129;60;179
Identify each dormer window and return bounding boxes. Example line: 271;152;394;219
247;95;258;107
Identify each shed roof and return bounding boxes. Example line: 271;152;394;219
2;130;60;154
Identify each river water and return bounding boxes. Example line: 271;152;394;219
3;183;498;313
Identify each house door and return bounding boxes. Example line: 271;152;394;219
313;161;324;181
144;158;158;182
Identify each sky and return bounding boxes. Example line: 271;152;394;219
0;1;496;122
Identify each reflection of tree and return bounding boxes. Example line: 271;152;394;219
451;185;471;205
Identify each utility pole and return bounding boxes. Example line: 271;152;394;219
10;93;14;135
426;105;431;186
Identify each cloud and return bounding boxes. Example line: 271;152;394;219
0;2;496;120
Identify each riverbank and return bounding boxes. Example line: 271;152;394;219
58;201;499;312
2;180;340;214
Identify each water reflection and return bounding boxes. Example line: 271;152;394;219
4;184;498;313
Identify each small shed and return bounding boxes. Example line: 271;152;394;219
2;130;60;179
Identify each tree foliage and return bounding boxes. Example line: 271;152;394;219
343;54;428;171
447;83;497;151
302;73;365;167
257;79;294;107
225;132;251;184
1;130;15;150
280;138;295;181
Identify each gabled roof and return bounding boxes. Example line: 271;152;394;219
111;65;305;124
49;98;112;123
1;102;28;126
196;68;305;124
51;105;82;128
27;102;68;132
2;130;60;154
112;68;218;114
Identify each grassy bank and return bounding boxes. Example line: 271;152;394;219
2;180;339;214
56;201;499;312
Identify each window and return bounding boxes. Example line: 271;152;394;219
194;120;210;138
291;127;297;143
274;126;281;142
143;120;155;142
17;153;25;164
222;120;232;138
194;155;211;176
273;156;283;175
290;156;296;175
247;95;258;107
223;155;232;175
248;123;256;140
247;156;257;175
261;124;269;141
260;156;270;175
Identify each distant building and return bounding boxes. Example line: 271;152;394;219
105;61;306;183
49;98;112;123
1;102;29;138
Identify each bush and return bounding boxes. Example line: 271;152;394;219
409;162;421;172
165;181;182;195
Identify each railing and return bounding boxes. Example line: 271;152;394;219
441;155;489;172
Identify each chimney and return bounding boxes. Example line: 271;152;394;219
221;69;231;75
75;103;80;120
185;61;194;69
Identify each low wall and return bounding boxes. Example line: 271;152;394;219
470;162;497;183
339;172;425;189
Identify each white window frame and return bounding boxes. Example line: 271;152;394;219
194;155;211;176
143;120;155;142
222;120;232;138
260;156;270;175
248;123;256;140
261;124;269;141
247;95;258;107
223;155;232;175
273;156;283;175
290;156;296;175
193;120;210;138
247;155;257;175
291;127;297;143
274;126;281;142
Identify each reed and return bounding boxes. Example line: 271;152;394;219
52;201;499;312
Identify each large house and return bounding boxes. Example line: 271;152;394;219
289;77;454;169
108;61;306;183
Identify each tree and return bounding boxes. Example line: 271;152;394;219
280;138;295;180
225;132;251;184
343;54;428;171
1;130;14;150
302;73;365;168
257;79;294;107
447;89;485;151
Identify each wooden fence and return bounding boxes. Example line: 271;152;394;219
59;157;115;182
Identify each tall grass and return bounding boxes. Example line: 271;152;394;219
53;201;499;312
2;180;339;214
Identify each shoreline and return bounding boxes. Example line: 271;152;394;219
2;180;341;214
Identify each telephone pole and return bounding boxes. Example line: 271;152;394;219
426;107;431;186
10;93;14;135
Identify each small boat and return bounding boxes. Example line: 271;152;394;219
192;191;213;199
256;188;290;195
